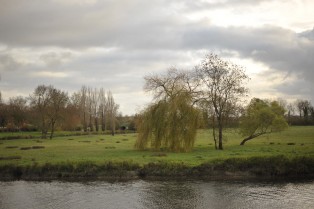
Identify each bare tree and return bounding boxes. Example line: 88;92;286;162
98;88;107;131
29;85;68;139
90;88;99;132
295;99;311;120
47;87;68;139
86;87;94;131
196;54;249;150
29;85;51;139
107;91;119;136
79;86;88;132
8;96;28;128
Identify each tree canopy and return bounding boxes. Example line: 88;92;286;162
239;98;288;145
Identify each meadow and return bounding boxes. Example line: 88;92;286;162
0;126;313;167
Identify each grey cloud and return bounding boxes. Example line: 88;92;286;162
0;54;22;72
299;27;314;41
1;0;314;113
0;0;182;48
40;51;73;67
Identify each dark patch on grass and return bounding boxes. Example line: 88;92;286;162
269;142;274;145
78;141;91;143
301;143;304;146
0;156;22;160
122;138;128;141
287;143;296;145
68;138;74;140
32;146;45;149
35;140;43;143
100;138;105;141
116;141;120;143
20;147;32;150
105;146;116;149
151;152;167;157
5;146;19;149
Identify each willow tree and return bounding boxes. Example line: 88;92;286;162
135;68;200;152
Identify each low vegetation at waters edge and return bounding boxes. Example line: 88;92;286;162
0;126;314;179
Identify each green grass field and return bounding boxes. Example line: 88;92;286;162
0;126;313;167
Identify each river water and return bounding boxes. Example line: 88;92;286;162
1;179;314;209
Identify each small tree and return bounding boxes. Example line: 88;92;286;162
239;98;288;145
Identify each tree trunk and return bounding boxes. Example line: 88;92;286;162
89;114;93;132
111;114;115;136
95;117;99;132
212;114;217;150
50;121;55;139
41;129;47;139
218;124;223;150
240;136;253;145
240;132;265;145
83;111;87;132
41;117;47;139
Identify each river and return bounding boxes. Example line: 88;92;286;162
1;179;314;209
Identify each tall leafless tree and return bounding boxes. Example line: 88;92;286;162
107;91;119;136
196;54;249;150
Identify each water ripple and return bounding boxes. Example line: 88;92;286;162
1;180;314;209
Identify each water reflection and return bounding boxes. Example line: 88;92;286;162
0;179;314;209
139;180;200;209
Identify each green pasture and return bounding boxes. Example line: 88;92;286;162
0;126;313;166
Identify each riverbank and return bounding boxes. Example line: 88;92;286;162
1;155;314;181
1;126;314;181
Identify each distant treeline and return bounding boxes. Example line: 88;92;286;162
0;85;136;138
0;85;313;138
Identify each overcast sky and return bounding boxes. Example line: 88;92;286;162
0;0;313;115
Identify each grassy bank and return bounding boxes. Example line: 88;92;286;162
1;156;314;180
0;126;314;180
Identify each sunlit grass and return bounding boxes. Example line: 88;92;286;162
0;126;313;167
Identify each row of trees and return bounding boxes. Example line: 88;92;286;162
135;54;295;152
0;85;120;139
285;99;314;125
72;86;119;135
